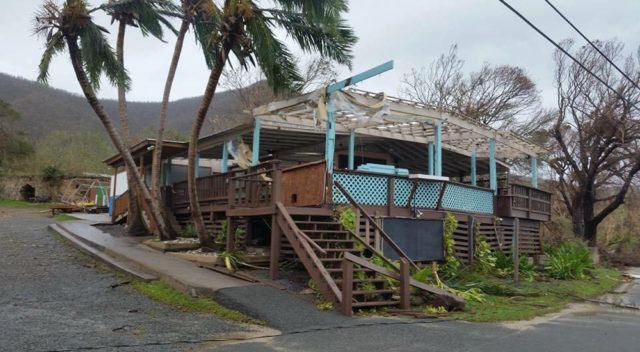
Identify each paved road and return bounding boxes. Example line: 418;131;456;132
3;207;640;352
0;208;260;352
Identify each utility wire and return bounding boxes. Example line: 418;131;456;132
544;0;640;93
498;0;640;113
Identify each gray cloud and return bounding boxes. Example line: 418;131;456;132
2;0;639;109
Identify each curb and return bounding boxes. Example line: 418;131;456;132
48;223;157;281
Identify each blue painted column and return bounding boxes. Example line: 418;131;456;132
434;121;442;176
325;95;336;174
194;152;200;178
251;116;261;166
428;143;434;175
221;141;229;173
165;158;172;186
489;138;497;194
348;129;355;170
531;156;538;188
471;150;477;187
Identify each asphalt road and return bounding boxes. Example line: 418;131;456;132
0;208;258;352
2;207;639;352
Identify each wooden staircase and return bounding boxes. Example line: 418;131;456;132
275;202;464;315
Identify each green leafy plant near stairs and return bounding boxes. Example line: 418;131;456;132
339;207;357;232
179;224;197;238
216;220;227;243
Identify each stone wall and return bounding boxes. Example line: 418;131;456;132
0;176;72;201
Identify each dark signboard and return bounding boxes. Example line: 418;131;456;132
382;217;444;262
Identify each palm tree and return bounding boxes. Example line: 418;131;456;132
184;0;357;248
34;0;172;239
99;0;179;236
149;0;220;211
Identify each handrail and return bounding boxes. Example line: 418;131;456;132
275;202;327;255
333;180;419;271
347;228;399;271
342;253;464;304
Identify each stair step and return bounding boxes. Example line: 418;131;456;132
322;248;362;253
303;230;349;234
295;221;342;225
353;289;395;295
326;267;371;273
312;239;355;243
352;300;400;308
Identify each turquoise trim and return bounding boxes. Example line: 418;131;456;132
348;129;355;170
251;116;261;166
531;156;538;188
471;150;477;187
165;158;172;186
326;61;394;94
489;138;496;194
221;141;228;173
325;96;336;174
435;121;442;176
195;152;200;178
428;143;434;175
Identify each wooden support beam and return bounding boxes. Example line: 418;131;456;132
435;121;442;176
251;116;261;166
399;258;410;310
341;259;354;316
489;139;497;194
348;129;355;170
513;218;520;283
326;60;394;94
325;97;336;174
221;141;228;173
531;156;538;188
269;214;280;280
471;150;477;186
428;142;434;175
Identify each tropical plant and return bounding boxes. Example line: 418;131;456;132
216;219;228;242
98;0;179;235
184;0;357;248
545;241;594;280
33;0;171;239
474;235;496;274
180;223;197;238
494;250;537;282
338;207;356;232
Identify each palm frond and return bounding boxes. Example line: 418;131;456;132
79;21;131;90
37;30;67;85
191;0;223;69
244;12;303;94
266;9;355;68
272;0;348;24
97;0;181;41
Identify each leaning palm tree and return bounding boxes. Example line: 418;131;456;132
98;0;180;236
149;0;220;210
34;0;172;239
184;0;357;248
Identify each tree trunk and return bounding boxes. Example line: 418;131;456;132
571;200;585;238
115;20;146;235
187;45;231;250
151;18;189;201
584;221;598;247
66;36;172;240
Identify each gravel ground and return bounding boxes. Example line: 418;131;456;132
0;208;257;352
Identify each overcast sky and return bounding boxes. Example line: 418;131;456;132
2;0;639;108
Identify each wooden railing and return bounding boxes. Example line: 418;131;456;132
340;252;464;316
496;183;552;221
275;202;341;303
111;190;129;223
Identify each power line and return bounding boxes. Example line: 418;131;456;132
544;0;640;93
497;0;640;113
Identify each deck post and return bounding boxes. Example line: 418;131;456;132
251;116;261;166
341;259;354;316
269;214;281;280
226;216;235;251
221;141;228;173
399;258;410;310
428;143;434;175
531;156;538;188
489;138;497;194
435;121;442;176
325;96;336;174
513;218;520;283
348;129;355;170
194;152;200;178
468;215;475;265
471;150;477;187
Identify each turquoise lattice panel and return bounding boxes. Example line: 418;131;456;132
413;180;443;208
441;184;494;213
393;178;413;206
333;172;388;206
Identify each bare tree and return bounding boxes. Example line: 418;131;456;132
400;45;547;134
549;39;640;246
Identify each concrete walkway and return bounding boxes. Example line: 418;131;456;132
52;220;252;295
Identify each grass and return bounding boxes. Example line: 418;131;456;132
450;267;623;322
53;213;80;221
0;199;61;208
130;280;265;325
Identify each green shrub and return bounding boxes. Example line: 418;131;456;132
494;250;537;282
339;207;356;232
546;241;593;280
235;226;246;249
180;224;197;238
42;165;63;181
474;235;496;274
216;220;227;243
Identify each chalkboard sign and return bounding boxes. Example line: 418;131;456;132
382;218;444;262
